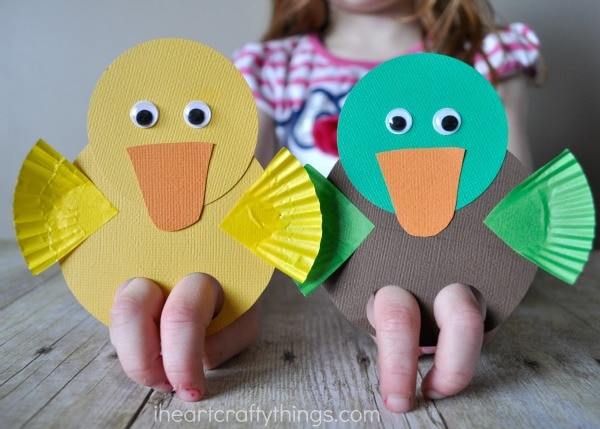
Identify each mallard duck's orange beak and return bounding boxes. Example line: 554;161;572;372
376;147;465;237
127;142;214;231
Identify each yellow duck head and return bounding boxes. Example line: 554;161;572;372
86;38;258;231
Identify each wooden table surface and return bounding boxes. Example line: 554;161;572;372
0;240;599;428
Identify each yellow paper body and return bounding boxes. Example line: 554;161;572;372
58;38;269;333
61;151;273;334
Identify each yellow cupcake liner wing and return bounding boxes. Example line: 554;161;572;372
484;149;595;284
220;148;322;283
13;139;118;275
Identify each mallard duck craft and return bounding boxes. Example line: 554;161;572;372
13;39;321;333
223;53;595;346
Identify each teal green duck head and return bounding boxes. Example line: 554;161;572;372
337;53;508;236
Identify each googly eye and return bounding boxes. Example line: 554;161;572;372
385;108;413;134
184;101;212;128
433;108;461;135
130;100;159;128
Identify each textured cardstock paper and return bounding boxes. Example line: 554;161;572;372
49;38;270;334
337;53;508;213
376;148;465;237
294;164;374;295
323;153;538;346
87;38;257;207
220;148;322;283
485;150;595;284
127;142;214;231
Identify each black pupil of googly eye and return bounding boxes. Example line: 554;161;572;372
136;110;154;126
441;115;459;132
188;108;205;126
389;116;407;131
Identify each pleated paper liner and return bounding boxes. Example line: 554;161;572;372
294;165;375;296
220;148;322;283
13;139;118;275
485;149;595;284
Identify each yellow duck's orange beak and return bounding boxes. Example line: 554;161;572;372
127;142;214;231
376;147;465;237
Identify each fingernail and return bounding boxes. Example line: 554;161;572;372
114;278;134;300
153;381;173;393
177;387;203;402
385;394;412;413
425;390;446;400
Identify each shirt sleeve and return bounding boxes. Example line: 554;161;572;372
231;42;277;117
474;23;542;83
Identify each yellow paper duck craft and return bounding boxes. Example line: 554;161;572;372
13;39;321;333
222;53;596;346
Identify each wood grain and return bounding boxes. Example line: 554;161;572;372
0;240;598;428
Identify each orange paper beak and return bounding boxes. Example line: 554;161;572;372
127;142;214;231
376;147;465;237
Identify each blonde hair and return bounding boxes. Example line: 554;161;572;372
262;0;499;80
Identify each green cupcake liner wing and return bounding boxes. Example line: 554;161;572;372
484;149;595;284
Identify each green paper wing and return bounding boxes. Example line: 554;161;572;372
484;150;595;284
295;164;375;295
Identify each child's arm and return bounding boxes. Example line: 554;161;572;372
254;110;278;167
498;75;534;171
109;274;260;402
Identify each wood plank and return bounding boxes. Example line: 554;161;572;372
0;242;150;429
0;241;58;310
428;269;600;428
0;240;599;428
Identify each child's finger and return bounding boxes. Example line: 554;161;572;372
203;301;261;370
160;273;221;402
109;277;170;392
422;283;484;400
373;285;420;413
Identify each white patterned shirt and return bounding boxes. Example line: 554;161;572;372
233;23;541;175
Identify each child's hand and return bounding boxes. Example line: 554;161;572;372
109;273;260;402
366;283;485;413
